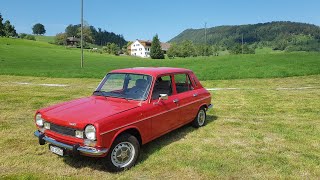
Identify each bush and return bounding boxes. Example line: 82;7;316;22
19;34;36;41
25;35;36;41
102;42;120;55
54;33;67;45
19;33;27;39
19;33;36;41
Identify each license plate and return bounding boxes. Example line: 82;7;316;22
49;145;64;156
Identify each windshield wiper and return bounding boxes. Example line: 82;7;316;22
93;90;105;96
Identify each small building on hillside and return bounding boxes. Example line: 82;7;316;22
129;40;171;58
66;37;80;47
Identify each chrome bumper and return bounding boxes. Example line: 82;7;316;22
208;104;213;109
34;131;108;156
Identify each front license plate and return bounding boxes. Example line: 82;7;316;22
49;145;64;156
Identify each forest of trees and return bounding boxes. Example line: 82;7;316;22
169;21;320;52
55;24;127;48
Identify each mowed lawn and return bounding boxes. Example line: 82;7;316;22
0;75;319;179
1;38;320;80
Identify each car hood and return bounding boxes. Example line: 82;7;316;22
40;96;139;129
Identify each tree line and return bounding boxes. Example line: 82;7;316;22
0;13;17;37
167;40;255;58
55;24;127;48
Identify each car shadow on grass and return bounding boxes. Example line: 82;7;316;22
62;115;218;171
138;115;218;164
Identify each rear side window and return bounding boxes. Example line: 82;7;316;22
174;74;193;93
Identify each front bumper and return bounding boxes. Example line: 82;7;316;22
208;103;213;109
34;130;108;156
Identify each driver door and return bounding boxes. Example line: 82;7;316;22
145;75;180;138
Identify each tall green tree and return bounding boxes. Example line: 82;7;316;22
4;20;17;37
180;40;196;57
103;42;120;55
150;34;164;59
229;44;242;54
167;43;180;58
0;13;4;36
32;23;46;35
76;25;93;44
65;24;79;37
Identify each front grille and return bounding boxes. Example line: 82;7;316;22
49;123;75;137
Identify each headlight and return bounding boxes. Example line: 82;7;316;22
85;125;96;140
36;113;44;127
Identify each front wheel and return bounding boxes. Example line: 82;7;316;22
105;133;140;172
192;107;207;128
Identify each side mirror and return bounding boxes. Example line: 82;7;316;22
159;94;168;100
154;94;168;105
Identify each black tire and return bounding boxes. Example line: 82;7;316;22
192;107;207;128
105;133;140;172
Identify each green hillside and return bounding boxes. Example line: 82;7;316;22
35;35;55;43
169;21;320;51
1;37;320;80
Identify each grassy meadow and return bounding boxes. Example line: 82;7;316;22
0;37;320;179
0;75;319;179
1;38;320;80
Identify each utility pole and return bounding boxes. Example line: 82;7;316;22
204;22;208;58
241;34;244;54
80;0;84;68
204;22;207;45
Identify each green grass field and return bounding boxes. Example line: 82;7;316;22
35;35;55;43
0;75;319;179
0;37;320;179
1;38;320;80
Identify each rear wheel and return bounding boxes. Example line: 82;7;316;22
192;107;207;128
105;133;140;172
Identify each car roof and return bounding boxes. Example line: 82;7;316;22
110;67;192;76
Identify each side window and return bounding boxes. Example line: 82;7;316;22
152;75;172;100
174;74;194;93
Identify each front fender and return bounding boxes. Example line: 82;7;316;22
101;125;142;149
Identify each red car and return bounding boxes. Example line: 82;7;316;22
34;67;212;171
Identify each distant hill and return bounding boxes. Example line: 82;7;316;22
169;21;320;51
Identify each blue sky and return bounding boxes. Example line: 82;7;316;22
0;0;319;42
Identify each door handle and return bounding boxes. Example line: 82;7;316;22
193;93;198;97
173;99;179;103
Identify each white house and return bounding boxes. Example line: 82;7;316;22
130;40;151;58
129;40;171;58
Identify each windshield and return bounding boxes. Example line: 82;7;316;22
94;73;152;100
